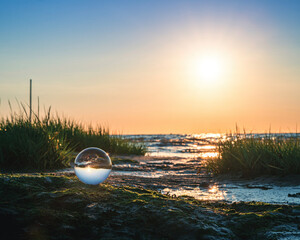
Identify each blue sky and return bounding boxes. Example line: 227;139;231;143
0;1;299;133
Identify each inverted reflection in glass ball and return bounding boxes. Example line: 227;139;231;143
74;147;112;185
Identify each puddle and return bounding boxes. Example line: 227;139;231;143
161;184;300;204
111;170;195;178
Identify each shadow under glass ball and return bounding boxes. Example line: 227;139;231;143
74;147;112;185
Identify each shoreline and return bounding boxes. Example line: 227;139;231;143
17;154;300;205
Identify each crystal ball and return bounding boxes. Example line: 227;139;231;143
74;147;112;185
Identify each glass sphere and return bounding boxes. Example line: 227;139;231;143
74;147;112;185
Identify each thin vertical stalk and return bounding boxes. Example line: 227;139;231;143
29;79;32;123
38;96;40;119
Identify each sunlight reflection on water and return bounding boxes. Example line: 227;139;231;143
118;134;300;204
161;184;300;204
138;134;222;159
162;185;227;201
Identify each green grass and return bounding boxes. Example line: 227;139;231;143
0;108;146;171
205;133;300;176
42;114;146;155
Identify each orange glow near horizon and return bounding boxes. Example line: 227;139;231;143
1;2;299;135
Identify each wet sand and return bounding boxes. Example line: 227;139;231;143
106;155;300;204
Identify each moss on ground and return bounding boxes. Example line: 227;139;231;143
0;173;299;240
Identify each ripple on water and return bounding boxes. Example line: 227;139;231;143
161;184;300;204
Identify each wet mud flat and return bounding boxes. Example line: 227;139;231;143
0;173;300;240
109;155;300;205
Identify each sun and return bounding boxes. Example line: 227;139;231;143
193;55;225;82
186;52;231;87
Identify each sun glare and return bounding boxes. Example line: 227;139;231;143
195;56;224;82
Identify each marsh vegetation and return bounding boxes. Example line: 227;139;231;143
205;132;300;176
0;107;146;171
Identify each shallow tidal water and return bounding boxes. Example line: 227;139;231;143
63;134;300;204
109;134;300;204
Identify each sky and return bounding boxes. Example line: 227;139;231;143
0;0;299;134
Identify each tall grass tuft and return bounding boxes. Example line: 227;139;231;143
0;114;73;171
205;133;300;176
42;115;146;155
0;107;146;171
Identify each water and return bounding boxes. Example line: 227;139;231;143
161;184;300;204
124;133;299;159
111;133;300;204
123;133;222;159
